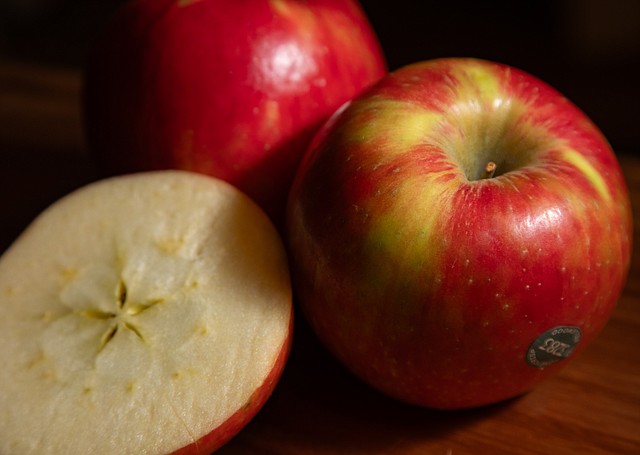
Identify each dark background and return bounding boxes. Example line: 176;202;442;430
0;3;639;452
0;0;638;155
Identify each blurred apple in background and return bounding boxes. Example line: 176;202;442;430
286;57;633;409
82;0;386;226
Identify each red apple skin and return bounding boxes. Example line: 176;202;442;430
172;309;293;454
286;58;633;409
83;0;386;226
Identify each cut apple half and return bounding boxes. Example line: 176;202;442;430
0;171;293;454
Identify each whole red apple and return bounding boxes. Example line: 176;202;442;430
83;0;386;225
286;58;633;409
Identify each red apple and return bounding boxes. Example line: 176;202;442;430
286;58;633;409
83;0;386;226
0;171;293;453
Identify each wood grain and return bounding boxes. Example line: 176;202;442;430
1;60;638;455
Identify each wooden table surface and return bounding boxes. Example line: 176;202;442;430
1;59;639;455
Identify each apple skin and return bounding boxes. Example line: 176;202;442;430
83;0;386;226
286;58;633;409
173;314;293;455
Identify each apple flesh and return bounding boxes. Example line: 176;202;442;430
0;171;293;454
286;58;633;409
83;0;387;226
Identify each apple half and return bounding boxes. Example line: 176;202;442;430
0;171;293;454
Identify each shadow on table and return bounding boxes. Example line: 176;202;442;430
223;313;516;454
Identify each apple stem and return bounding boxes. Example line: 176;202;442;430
480;161;497;179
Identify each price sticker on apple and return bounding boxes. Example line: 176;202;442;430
526;326;582;368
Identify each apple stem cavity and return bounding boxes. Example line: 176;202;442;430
480;161;497;180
